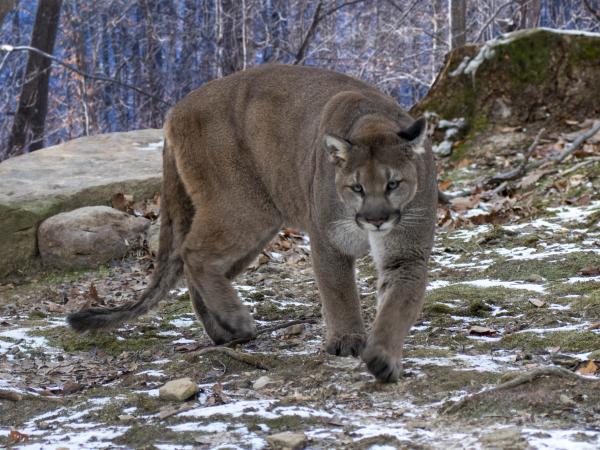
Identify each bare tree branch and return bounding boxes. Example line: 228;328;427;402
475;0;517;42
582;0;600;23
0;44;172;107
293;1;323;64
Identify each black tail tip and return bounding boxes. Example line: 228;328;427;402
67;308;113;332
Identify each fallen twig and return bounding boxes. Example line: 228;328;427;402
191;346;270;370
224;317;319;347
559;156;600;177
443;367;598;414
488;128;545;184
554;120;600;163
0;389;22;401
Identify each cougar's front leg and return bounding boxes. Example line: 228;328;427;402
363;236;430;382
310;235;366;357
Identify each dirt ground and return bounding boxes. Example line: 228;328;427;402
1;126;599;449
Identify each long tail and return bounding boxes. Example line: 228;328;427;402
67;138;192;331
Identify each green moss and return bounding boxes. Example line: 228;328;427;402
500;330;600;353
114;424;195;447
500;34;553;86
426;284;519;304
34;326;169;356
423;302;455;315
465;298;493;317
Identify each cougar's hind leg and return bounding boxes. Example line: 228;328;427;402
182;205;281;343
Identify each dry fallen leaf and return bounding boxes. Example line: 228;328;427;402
580;266;600;276
8;430;29;444
589;322;600;330
576;360;599;376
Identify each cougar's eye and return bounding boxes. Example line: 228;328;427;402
386;180;400;191
351;184;364;194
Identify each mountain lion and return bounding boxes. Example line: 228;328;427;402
68;64;436;382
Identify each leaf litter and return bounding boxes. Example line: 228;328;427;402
1;127;600;448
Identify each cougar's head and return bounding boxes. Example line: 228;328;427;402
324;116;427;234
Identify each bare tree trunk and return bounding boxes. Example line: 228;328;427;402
8;0;62;156
0;0;16;24
517;0;540;29
449;0;466;49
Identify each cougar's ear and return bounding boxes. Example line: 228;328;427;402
399;116;427;155
324;134;351;166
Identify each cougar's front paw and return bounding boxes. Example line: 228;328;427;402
215;309;256;341
362;340;402;383
325;333;366;357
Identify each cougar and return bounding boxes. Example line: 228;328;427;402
68;64;436;382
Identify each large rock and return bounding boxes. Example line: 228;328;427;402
412;29;600;127
38;206;150;270
0;129;163;278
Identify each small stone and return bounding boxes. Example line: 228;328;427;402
559;394;576;406
253;375;274;390
481;427;522;444
266;431;307;449
62;381;82;394
118;414;135;422
283;323;304;336
159;378;199;401
526;274;545;283
528;298;546;308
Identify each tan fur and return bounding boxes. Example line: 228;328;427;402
68;65;437;382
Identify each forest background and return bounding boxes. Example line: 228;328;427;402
1;0;599;161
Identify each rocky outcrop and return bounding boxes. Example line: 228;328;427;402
0;129;163;278
38;206;150;270
412;28;600;128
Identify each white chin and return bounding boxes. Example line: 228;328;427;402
369;225;392;233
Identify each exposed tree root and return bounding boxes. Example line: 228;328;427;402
191;346;270;370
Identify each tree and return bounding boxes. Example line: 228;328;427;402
0;0;16;25
449;0;466;49
8;0;62;156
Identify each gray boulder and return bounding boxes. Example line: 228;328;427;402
38;206;150;270
0;129;163;277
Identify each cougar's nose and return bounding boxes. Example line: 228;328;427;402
365;216;388;227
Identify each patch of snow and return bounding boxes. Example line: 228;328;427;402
157;330;181;337
428;278;546;293
171;337;196;345
169;421;229;433
426;280;451;290
566;276;600;283
406;353;514;372
549;303;572;310
234;284;257;292
516;323;589;334
136;369;166;378
492;243;600;260
447;224;491;241
461;279;546;293
169;287;189;297
524;427;600;450
433;140;453;156
169;317;196;328
151;358;171;365
547;201;600;222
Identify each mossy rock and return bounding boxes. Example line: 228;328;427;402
411;29;600;130
0;129;163;279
